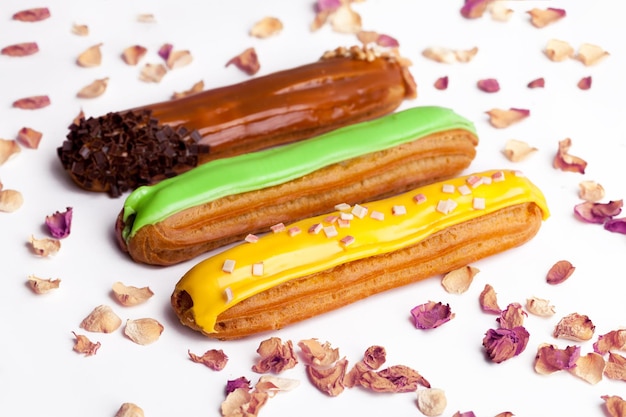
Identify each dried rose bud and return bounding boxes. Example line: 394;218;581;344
527;77;545;88
576;43;609;66
329;4;362;34
497;303;527;329
122;45;147;65
16;127;43;149
252;337;298;373
72;332;101;356
574;200;623;224
477;78;500;93
486;108;530;128
139;63;167;83
417;388;448;417
527;8;566;28
570;352;605;384
441;265;479;294
479;284;501;314
124;318;164;345
80;305;122;333
577;76;592;90
29;235;60;256
77;43;103;67
594;329;626;355
114;402;144;417
503;139;537;162
554;313;595;341
250;17;283;38
546;260;575;284
602;395;626;417
483;326;529;363
411;301;454;329
534;344;580;374
544;39;574;62
1;42;39;57
166;50;193;70
172;80;204;99
13;7;51;22
605;352;626;382
434;76;449;90
226;48;260;76
111;281;154;306
27;275;61;294
13;95;50;110
553;138;587;174
71;23;89;36
579;180;605;202
0;140;21;165
226;377;251;394
188;349;228;371
526;297;556;317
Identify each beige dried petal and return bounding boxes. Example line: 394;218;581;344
486;108;530;128
554;138;587;173
578;180;605;202
112;281;154;306
72;332;101;356
256;375;300;396
0;140;21;165
417;388;447;416
250;17;283;38
544;39;574;62
27;275;61;294
80;305;122;333
306;357;348;396
115;402;145;417
77;78;109;99
139;63;167;82
77;43;103;67
498;303;527;329
124;318;164;345
329;4;362;34
422;46;478;64
554;312;595;341
221;387;269;417
605;352;626;382
503;139;537;162
488;2;513;21
595;329;626;354
526;296;556;317
298;338;340;368
441;265;479;294
602;395;626;417
576;43;609;66
71;23;89;36
454;47;479;63
569;352;605;384
225;48;260;76
29;235;60;256
310;9;331;31
167;50;193;70
137;14;156;23
479;284;501;314
172;80;204;99
188;349;229;371
546;259;575;284
122;45;147;65
528;8;566;28
16;127;43;149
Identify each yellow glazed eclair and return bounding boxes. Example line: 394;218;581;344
171;170;550;340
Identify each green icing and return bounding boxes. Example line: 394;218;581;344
122;106;476;240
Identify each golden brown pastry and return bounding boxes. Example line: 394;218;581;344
57;46;416;197
171;170;549;340
116;106;478;266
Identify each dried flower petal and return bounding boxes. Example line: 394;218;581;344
221;387;268;417
12;95;50;110
434;76;449;90
477;78;500;93
553;138;587;173
357;364;430;393
356;31;399;48
605;352;626;382
226;48;260;76
77;44;103;67
252;337;298;373
554;313;595;341
605;218;626;234
527;77;545;88
503;139;537;162
527;8;566;28
172;80;204;99
139;63;167;83
255;375;300;395
422;47;478;64
111;281;154;306
46;207;73;239
124;318;164;345
534;344;580;374
483;326;529;363
188;349;229;371
570;352;605;384
594;329;626;355
122;45;147;65
16;127;43;149
13;8;51;22
488;2;513;21
29;235;60;256
577;76;592;90
574;200;623;224
114;402;144;417
576;43;610;66
0;139;21;165
72;23;89;36
226;377;251;394
167;50;193;70
72;332;101;356
1;42;39;57
0;189;23;212
298;339;339;368
417;388;447;416
526;297;556;317
77;78;109;99
329;4;362;34
602;395;626;417
363;345;386;370
546;260;575;284
460;0;492;19
545;39;574;62
411;301;455;329
158;43;173;61
579;180;605;202
28;275;61;294
497;303;527;329
306;357;348;396
441;265;479;294
486;108;530;128
137;14;156;23
479;284;501;314
80;305;122;333
250;17;283;38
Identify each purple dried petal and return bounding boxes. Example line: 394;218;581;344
377;34;399;48
604;217;626;234
574;200;623;224
225;376;251;394
477;78;500;93
158;43;173;61
410;301;454;329
460;0;491;19
314;0;341;12
482;326;529;363
45;207;73;238
538;345;581;371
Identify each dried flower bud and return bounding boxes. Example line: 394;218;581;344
80;305;122;333
124;318;164;345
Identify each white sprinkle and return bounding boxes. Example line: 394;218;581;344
245;234;259;243
224;287;233;303
252;262;264;276
467;175;483;188
392;205;407;216
492;171;505;182
340;235;355;246
473;197;486;210
413;193;427;204
323;225;338;238
288;226;301;237
436;199;458;214
514;170;525;177
271;223;285;233
442;184;455;194
351;204;368;219
222;259;236;273
370;210;385;221
482;176;492;185
458;184;471;195
308;223;323;234
334;203;351;211
340;212;354;221
324;215;339;224
338;218;351;228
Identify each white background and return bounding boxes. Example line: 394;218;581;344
1;1;624;416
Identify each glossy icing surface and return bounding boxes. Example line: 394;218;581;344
173;170;550;334
121;106;477;241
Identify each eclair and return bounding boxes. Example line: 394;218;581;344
171;170;550;340
57;46;416;197
116;106;479;266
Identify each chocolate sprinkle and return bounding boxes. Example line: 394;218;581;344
57;110;207;197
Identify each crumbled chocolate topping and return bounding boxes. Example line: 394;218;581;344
58;110;207;197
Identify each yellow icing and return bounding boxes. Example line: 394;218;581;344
174;170;549;333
